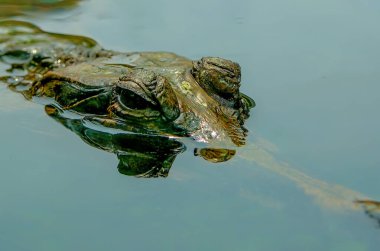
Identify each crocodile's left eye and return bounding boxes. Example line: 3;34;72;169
109;76;161;120
118;88;152;110
109;69;180;121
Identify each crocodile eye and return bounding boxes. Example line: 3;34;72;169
192;57;241;98
118;89;151;110
111;83;161;120
112;69;179;121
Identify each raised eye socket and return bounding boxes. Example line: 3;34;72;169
118;89;152;110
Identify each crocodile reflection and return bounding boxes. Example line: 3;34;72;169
46;104;185;177
45;105;234;176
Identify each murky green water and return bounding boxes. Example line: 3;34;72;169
1;0;380;250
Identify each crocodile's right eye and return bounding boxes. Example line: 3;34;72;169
191;57;241;100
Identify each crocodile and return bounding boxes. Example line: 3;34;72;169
0;20;255;176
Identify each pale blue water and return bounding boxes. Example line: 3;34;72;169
1;0;380;250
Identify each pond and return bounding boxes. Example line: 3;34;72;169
0;0;379;250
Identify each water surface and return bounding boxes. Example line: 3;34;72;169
1;0;380;250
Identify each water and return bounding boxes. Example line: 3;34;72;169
1;0;380;250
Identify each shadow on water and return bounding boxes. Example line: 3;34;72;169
355;200;380;228
0;20;378;218
0;0;81;18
